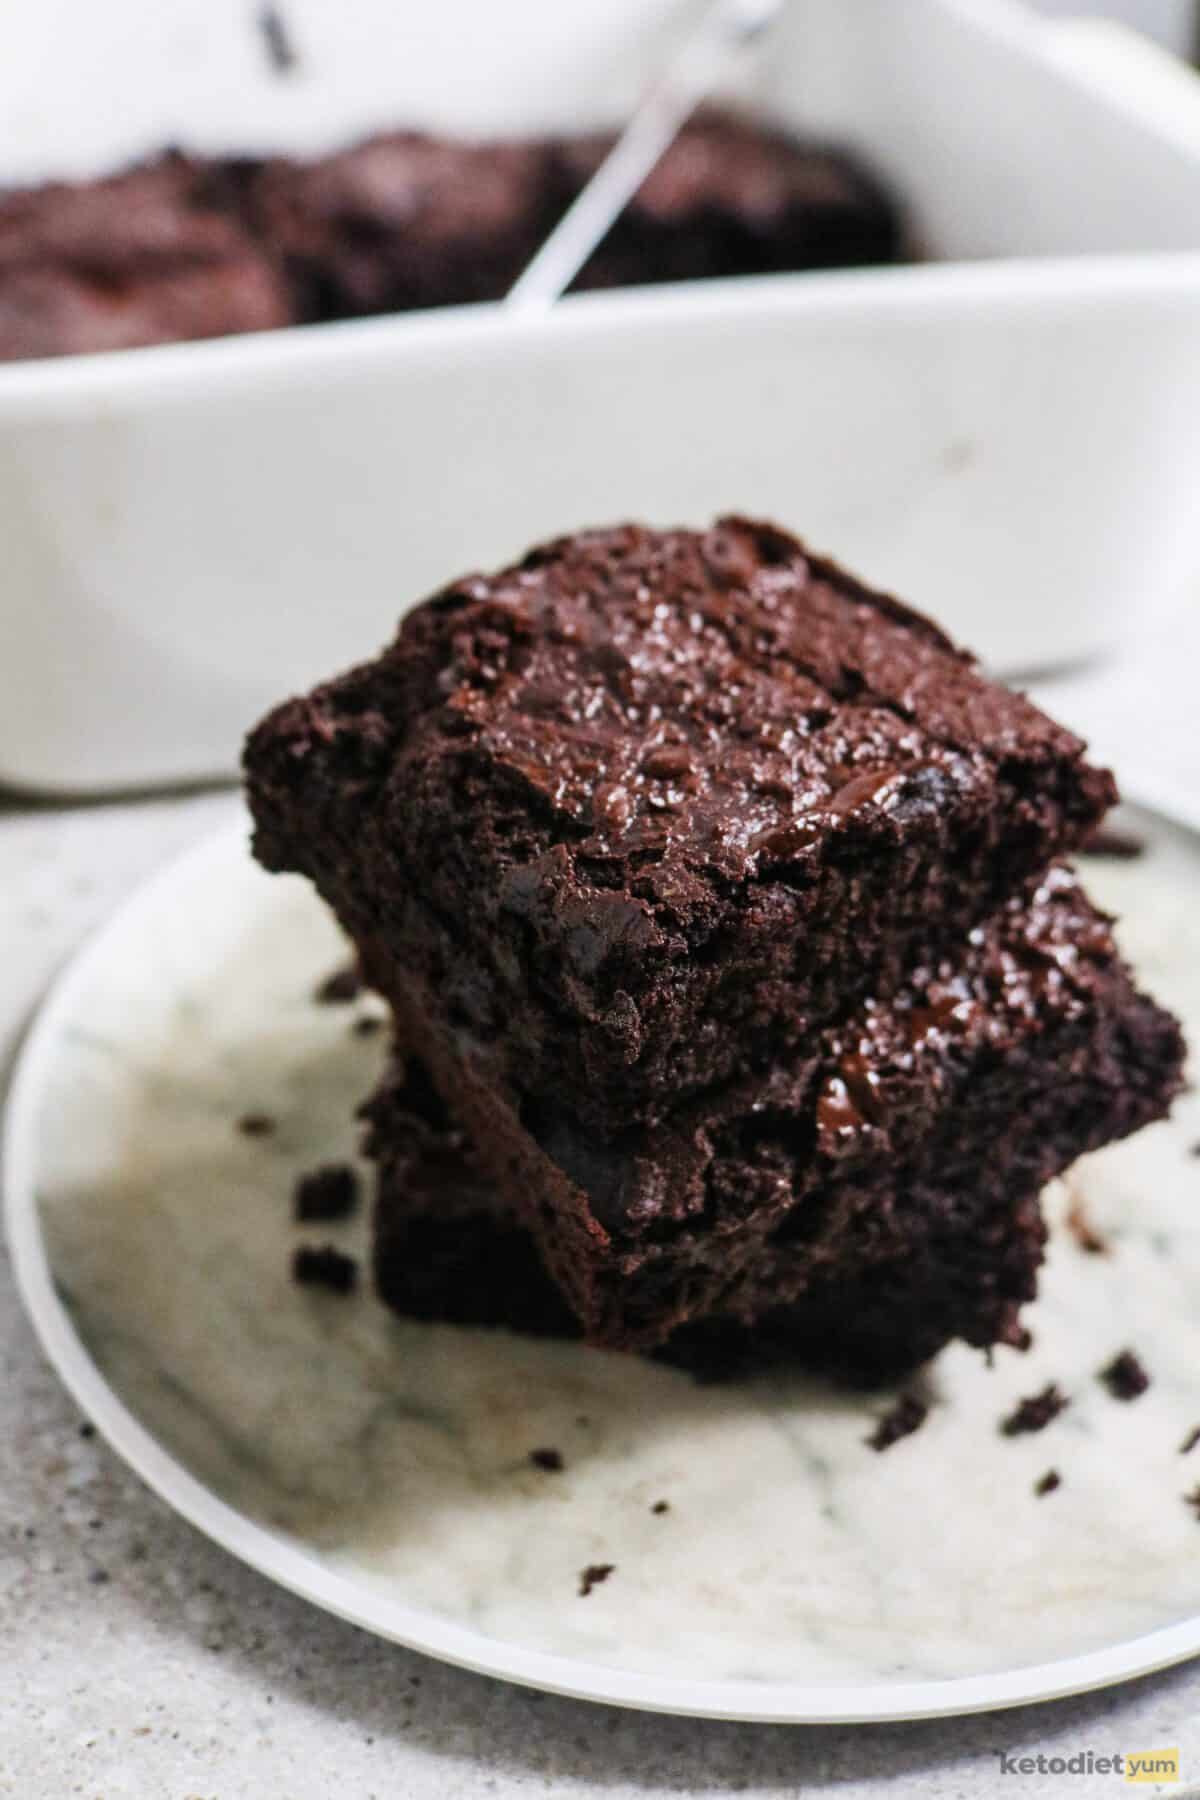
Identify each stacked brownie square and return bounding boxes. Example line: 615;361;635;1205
245;517;1184;1381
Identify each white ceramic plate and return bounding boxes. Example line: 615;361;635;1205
5;812;1200;1724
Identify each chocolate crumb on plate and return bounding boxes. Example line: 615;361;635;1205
1186;1486;1200;1520
292;1244;358;1294
579;1563;615;1597
1181;1426;1200;1456
1034;1469;1062;1497
237;1112;275;1137
315;963;362;1005
651;1500;670;1515
1001;1384;1068;1436
1065;1189;1108;1255
867;1393;928;1452
528;1448;564;1473
1080;824;1146;861
293;1163;359;1223
1099;1348;1150;1401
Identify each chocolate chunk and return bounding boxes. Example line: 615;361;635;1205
1099;1349;1150;1402
1034;1469;1061;1497
528;1448;564;1473
578;1562;615;1597
293;1163;359;1223
237;1112;275;1138
315;963;362;1005
1001;1384;1068;1436
867;1394;928;1452
1080;825;1146;861
292;1245;358;1294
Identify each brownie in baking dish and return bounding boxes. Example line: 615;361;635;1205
243;132;560;322
560;110;902;291
0;153;290;362
365;866;1184;1356
246;516;1116;1134
0;111;905;363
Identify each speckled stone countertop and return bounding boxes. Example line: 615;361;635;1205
2;786;1199;1799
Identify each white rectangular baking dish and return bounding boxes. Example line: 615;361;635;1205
2;0;1199;794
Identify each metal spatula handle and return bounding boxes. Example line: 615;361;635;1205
506;0;784;314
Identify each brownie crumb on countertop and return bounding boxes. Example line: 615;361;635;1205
867;1394;928;1452
237;1112;275;1138
1181;1426;1200;1456
528;1448;564;1473
292;1244;358;1293
1099;1349;1150;1401
1065;1191;1108;1256
579;1563;615;1597
1034;1469;1062;1497
293;1163;360;1223
651;1500;670;1515
1001;1384;1068;1436
315;963;362;1005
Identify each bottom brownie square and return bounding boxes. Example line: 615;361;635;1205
366;871;1183;1360
362;871;1183;1380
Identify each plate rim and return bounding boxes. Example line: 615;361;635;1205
5;815;1200;1726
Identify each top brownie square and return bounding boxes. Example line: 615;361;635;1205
245;516;1115;1129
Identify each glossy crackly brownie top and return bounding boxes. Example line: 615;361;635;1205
390;515;1110;884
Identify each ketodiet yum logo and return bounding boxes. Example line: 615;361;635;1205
997;1748;1183;1784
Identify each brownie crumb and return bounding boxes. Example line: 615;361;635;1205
1001;1384;1068;1436
1065;1192;1108;1255
78;1422;95;1440
292;1244;358;1294
293;1163;359;1223
651;1500;670;1515
1181;1426;1200;1456
1099;1349;1150;1401
1080;825;1146;861
867;1393;928;1452
1191;1142;1200;1159
258;3;298;74
529;1448;564;1473
237;1112;275;1138
578;1562;615;1597
1034;1469;1062;1497
1186;1486;1200;1520
315;963;361;1005
353;1014;384;1037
